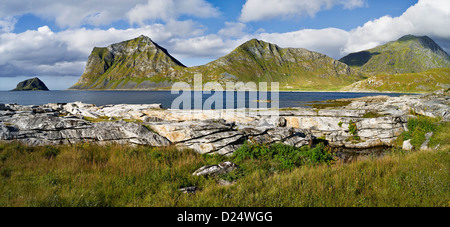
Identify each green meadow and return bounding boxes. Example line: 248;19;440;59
0;117;448;207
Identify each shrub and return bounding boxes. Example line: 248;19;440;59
348;120;358;136
232;141;335;170
401;116;440;149
298;143;335;166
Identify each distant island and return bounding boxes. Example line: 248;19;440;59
69;34;450;93
12;77;49;91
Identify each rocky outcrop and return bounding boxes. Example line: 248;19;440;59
192;162;239;176
0;104;170;147
1;91;448;155
12;77;49;91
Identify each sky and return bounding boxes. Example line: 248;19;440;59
0;0;449;90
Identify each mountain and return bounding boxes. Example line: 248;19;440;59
70;37;366;90
339;35;450;74
189;39;365;90
12;77;49;91
70;35;186;90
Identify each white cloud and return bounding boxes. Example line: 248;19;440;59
255;0;450;58
0;0;220;29
0;17;17;33
257;28;350;59
218;22;248;38
127;0;220;26
0;22;211;81
0;0;143;28
240;0;366;22
168;35;244;60
1;0;449;91
342;0;450;54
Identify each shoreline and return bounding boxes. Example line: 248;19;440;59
1;90;447;153
61;89;421;94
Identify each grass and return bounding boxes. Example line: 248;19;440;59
0;116;448;207
298;100;352;109
362;111;385;118
343;68;450;93
83;116;143;124
397;115;445;150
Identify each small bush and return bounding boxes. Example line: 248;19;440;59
232;142;335;170
299;143;335;166
348;120;358;136
401;116;440;149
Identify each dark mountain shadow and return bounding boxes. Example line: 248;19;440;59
339;51;381;67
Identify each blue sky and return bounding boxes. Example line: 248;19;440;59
11;0;414;34
0;0;449;90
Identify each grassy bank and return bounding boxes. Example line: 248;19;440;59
342;68;450;93
1;117;449;207
0;143;448;207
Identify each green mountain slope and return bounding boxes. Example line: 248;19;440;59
339;35;450;74
341;68;450;93
70;35;186;90
187;39;366;90
70;37;366;91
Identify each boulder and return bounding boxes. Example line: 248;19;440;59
0;104;8;111
192;162;239;176
1;113;171;147
420;132;434;150
179;187;199;194
402;139;414;151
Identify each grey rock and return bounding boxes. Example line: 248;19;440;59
420;132;434;150
403;139;414;151
277;117;287;127
217;179;235;186
179;187;199;194
0;104;8;111
1;90;447;155
192;162;239;176
0;112;170;147
180;130;245;154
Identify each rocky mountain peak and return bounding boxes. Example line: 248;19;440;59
397;35;447;55
70;35;186;89
106;35;158;56
236;39;282;57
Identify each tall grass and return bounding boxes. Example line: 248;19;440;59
1;117;449;207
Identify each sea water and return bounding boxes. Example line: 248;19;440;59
0;90;413;109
